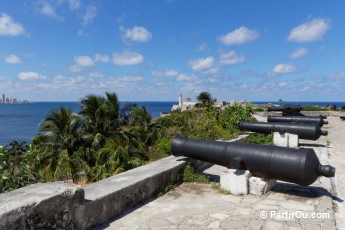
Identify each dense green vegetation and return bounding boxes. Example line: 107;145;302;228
301;105;326;111
240;133;274;145
0;92;257;193
181;164;210;183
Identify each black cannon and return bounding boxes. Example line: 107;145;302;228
171;136;335;186
239;121;327;141
267;115;328;127
268;105;303;116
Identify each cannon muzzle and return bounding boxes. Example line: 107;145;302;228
171;136;335;186
267;115;328;127
240;121;327;140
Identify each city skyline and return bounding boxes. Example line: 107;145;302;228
1;1;345;102
0;93;28;104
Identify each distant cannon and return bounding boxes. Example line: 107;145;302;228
267;115;328;127
171;135;335;186
268;105;303;116
239;121;327;141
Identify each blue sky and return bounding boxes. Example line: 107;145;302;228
1;0;344;102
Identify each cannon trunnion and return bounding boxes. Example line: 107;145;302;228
171;136;335;186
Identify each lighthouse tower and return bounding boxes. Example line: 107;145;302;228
178;93;183;108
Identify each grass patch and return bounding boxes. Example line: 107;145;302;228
154;183;176;197
212;183;231;195
181;164;209;183
302;105;326;111
240;133;274;145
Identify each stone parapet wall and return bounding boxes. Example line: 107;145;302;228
0;183;84;230
0;156;187;230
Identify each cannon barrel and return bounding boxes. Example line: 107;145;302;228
267;115;328;127
268;105;302;112
268;105;303;116
240;121;327;141
171;136;335;186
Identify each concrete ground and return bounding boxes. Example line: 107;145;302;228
326;117;345;228
96;116;344;230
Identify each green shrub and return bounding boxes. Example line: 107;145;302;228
220;103;257;131
325;104;337;111
302;105;325;111
240;133;274;145
154;183;176;197
181;164;209;183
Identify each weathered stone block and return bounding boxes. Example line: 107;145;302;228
249;177;276;195
220;169;250;195
273;132;299;148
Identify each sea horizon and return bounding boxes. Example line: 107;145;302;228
1;100;344;146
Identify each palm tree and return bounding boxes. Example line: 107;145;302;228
87;138;129;182
128;106;161;156
38;107;86;182
3;141;28;176
80;93;122;147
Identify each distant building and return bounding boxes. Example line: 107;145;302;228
169;94;250;114
0;93;28;104
171;94;197;111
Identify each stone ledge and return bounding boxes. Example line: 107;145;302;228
0;156;187;230
76;156;186;229
0;182;83;230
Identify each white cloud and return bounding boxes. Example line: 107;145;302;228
83;5;97;26
121;26;152;43
5;55;21;64
68;0;81;10
0;13;26;36
189;56;214;71
74;56;95;67
152;69;179;77
89;71;104;78
272;64;296;74
202;67;219;75
176;73;197;81
288;18;330;42
120;76;145;82
220;51;245;65
219;26;259;45
94;54;110;63
196;43;207;52
326;72;345;80
278;81;288;87
50;75;85;89
69;65;82;72
112;51;144;66
289;48;309;59
18;72;46;80
208;77;218;83
40;2;58;17
300;86;310;92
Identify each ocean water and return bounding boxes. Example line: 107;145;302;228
1;101;344;146
0;101;176;146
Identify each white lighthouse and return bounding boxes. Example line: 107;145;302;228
178;93;183;108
